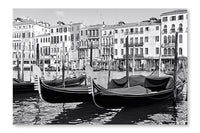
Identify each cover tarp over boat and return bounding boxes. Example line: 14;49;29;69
144;76;174;91
108;75;146;89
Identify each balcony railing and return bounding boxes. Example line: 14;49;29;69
123;54;144;59
123;42;144;47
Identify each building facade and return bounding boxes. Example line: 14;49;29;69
49;23;71;69
160;9;188;70
13;17;50;69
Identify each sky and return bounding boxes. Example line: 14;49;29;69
13;8;176;26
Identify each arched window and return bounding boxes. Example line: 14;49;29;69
179;34;183;43
164;48;167;55
179;23;183;32
168;48;171;55
168;35;171;43
164;36;167;43
179;48;183;55
172;48;175;55
172;35;175;43
171;24;175;33
163;25;167;33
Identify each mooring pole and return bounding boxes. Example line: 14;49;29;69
125;36;129;87
174;32;178;102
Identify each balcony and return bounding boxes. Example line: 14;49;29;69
123;54;144;59
123;42;143;47
163;43;175;48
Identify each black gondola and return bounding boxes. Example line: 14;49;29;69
13;75;86;94
91;76;185;108
37;77;91;103
13;78;35;93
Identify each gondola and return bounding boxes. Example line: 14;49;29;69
91;76;185;108
13;78;35;93
36;77;91;103
13;75;86;94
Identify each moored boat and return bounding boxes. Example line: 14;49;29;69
91;76;185;108
36;77;91;103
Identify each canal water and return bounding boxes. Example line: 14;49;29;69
13;70;188;125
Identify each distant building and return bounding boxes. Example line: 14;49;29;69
12;17;50;69
70;23;84;70
160;9;188;70
35;33;51;67
101;24;115;70
79;24;103;69
112;19;161;71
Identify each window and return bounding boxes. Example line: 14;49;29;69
178;15;184;20
130;37;133;44
51;29;53;33
60;36;62;42
179;34;183;43
115;30;118;34
56;36;59;43
179;23;183;32
125;29;129;34
135;28;138;34
145;48;148;55
104;31;106;35
115;49;118;55
140;48;143;55
140;37;143;44
130;28;134;33
120;38;124;44
164;36;167;43
140;28;143;33
131;48;133;55
156;26;159;30
168;48;171;55
71;34;74;41
171;16;176;21
164;48;167;55
145;27;149;31
121;49;124;55
135;37;138;44
172;48;175;55
59;28;62;33
168;35;171;43
179;48;183;55
145;37;148;42
155;36;159;42
41;38;42;43
135;48;138;55
172;35;175;43
163;25;167;33
121;29;124;33
114;39;118;44
64;27;67;32
156;47;159;54
65;35;67;41
81;30;83;36
163;17;168;22
56;28;58;32
171;24;175;33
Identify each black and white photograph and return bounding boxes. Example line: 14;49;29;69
12;8;188;125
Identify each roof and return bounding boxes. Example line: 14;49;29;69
13;18;50;28
85;24;104;29
160;9;188;16
35;33;50;37
102;20;160;30
50;24;70;28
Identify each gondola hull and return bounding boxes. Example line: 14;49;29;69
92;78;184;108
38;78;91;103
13;82;35;94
